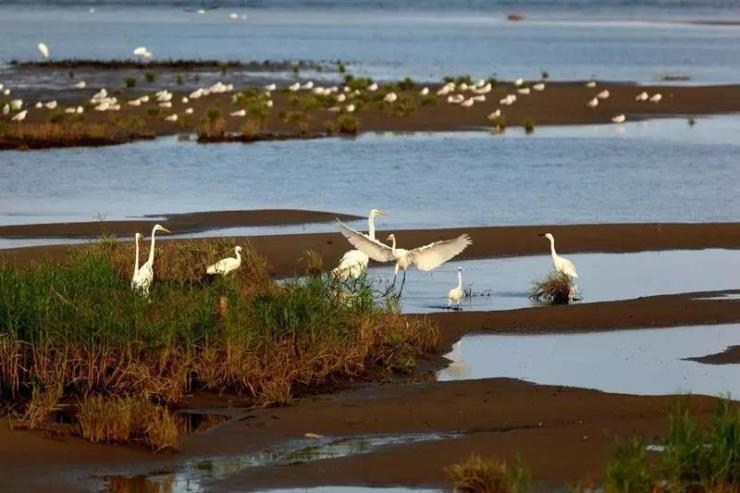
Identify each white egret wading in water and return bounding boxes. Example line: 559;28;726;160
207;246;243;276
336;220;472;295
333;209;386;280
447;266;464;310
539;233;578;278
131;224;171;297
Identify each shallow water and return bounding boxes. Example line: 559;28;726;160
2;5;740;84
436;323;740;397
1;116;739;243
101;432;457;493
260;489;441;493
366;249;740;313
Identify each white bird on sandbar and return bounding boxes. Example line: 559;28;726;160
11;110;27;122
207;246;243;276
587;97;599;109
131;232;144;288
37;42;49;59
586;80;597;88
131;224;171;297
611;113;626;124
336;219;472;293
333;209;386;280
447;266;464;309
596;89;610;100
635;91;649;101
649;93;663;103
487;109;501;120
539;233;578;279
533;82;545;91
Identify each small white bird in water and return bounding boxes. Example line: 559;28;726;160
587;97;599;109
539;233;578;278
132;224;171;297
447;267;464;309
229;12;239;19
207;246;243;276
11;110;27;122
37;42;49;59
611;113;626;124
649;93;663;103
597;89;610;100
635;91;649;101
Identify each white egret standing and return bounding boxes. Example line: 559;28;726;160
333;209;386;280
447;267;464;309
132;224;171;297
207;246;243;276
131;232;144;288
336;220;472;294
539;233;578;278
11;110;27;122
37;42;49;59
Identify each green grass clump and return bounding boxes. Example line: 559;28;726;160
144;71;156;83
123;77;137;88
337;114;359;134
447;454;532;493
605;436;654;493
0;239;438;440
529;271;573;305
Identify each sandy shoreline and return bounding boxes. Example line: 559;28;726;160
0;209;361;239
4;80;740;150
3;221;738;276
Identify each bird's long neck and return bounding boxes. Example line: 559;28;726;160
133;236;140;275
147;227;158;265
548;237;557;261
235;249;242;263
389;236;396;254
457;271;462;290
368;213;376;240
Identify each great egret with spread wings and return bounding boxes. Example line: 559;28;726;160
332;209;386;280
336;219;472;294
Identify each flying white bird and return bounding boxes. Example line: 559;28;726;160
133;46;149;57
336;219;472;293
37;42;49;59
131;224;171;297
635;91;649;101
333;209;386;280
207;246;243;276
611;113;626;124
649;93;663;103
539;233;578;278
447;266;464;309
11;110;27;122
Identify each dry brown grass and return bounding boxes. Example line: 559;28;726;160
447;454;532;493
78;395;180;452
529;271;574;305
0;122;152;150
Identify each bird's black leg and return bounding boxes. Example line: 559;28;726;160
397;270;407;297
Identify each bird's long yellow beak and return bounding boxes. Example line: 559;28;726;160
161;227;173;234
378;210;387;216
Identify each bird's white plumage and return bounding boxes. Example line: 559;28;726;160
207;246;242;276
447;267;463;307
333;209;386;279
336;220;471;273
131;224;171;296
37;42;49;59
542;233;578;278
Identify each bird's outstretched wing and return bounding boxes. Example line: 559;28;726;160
336;220;395;263
408;234;472;271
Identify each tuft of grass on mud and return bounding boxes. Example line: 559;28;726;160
447;454;532;493
0;122;153;150
603;397;739;492
0;238;438;445
529;271;574;305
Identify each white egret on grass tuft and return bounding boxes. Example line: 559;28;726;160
333;209;386;280
336;219;472;294
132;224;171;297
37;42;49;59
131;232;144;287
447;267;464;309
207;246;243;276
539;233;578;278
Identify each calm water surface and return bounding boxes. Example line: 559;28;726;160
437;323;740;397
1;5;740;84
1;116;738;244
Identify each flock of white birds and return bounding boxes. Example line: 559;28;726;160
332;209;578;309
